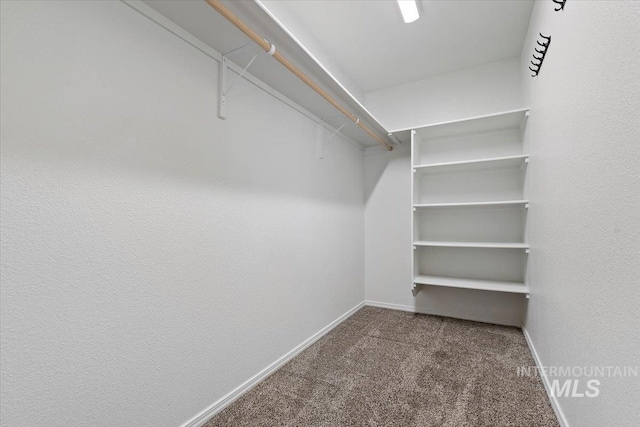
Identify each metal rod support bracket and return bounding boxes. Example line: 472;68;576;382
218;43;263;120
318;119;349;159
388;133;402;144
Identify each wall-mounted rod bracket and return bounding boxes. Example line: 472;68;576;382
388;133;402;144
224;42;259;58
219;42;273;119
317;119;352;159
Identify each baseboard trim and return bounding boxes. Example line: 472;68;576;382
180;301;366;427
522;327;569;427
364;300;521;327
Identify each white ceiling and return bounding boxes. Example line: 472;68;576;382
280;0;534;93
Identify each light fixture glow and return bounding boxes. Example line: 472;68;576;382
397;0;420;23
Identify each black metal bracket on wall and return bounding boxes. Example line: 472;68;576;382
552;0;567;12
529;34;551;77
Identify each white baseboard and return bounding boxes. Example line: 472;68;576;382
364;300;521;327
180;301;365;427
522;327;569;427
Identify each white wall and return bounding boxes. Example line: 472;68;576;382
364;58;523;131
0;2;364;426
363;59;527;326
521;1;640;426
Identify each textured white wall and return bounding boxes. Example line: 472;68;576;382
363;58;523;131
0;2;364;426
363;59;527;326
521;1;640;426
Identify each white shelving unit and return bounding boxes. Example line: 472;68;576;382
411;109;530;297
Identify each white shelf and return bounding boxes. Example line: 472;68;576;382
413;241;529;249
412;108;529;140
413;200;529;209
410;108;531;303
413;154;528;174
413;275;529;294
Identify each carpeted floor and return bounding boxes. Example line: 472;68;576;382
204;307;559;426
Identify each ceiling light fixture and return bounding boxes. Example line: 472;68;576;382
397;0;420;23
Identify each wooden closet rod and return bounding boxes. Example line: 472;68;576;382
205;0;393;151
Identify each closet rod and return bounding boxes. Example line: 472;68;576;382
205;0;393;151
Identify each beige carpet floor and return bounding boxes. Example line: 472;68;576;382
204;307;559;426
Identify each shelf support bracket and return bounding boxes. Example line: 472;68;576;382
520;110;530;130
318;119;351;159
412;284;422;297
219;42;269;119
388;133;402;144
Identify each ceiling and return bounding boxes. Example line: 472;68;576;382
280;0;534;93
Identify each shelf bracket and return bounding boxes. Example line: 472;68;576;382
219;42;270;120
318;119;351;159
412;284;422;297
388;133;402;144
520;111;530;130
